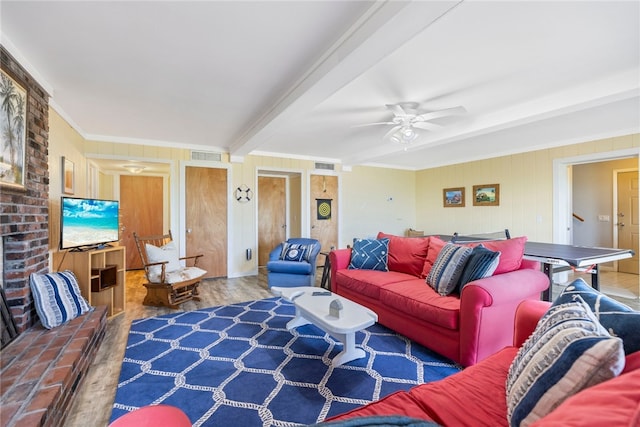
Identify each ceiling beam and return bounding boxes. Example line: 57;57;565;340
228;0;463;158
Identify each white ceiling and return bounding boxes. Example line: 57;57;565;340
2;1;639;171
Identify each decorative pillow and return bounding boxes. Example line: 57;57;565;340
552;277;640;355
145;241;182;276
426;243;473;295
506;300;625;427
377;232;430;277
279;242;308;262
30;270;92;329
464;236;527;274
348;238;390;271
457;244;500;290
421;236;447;278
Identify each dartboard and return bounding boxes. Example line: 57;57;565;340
318;201;331;218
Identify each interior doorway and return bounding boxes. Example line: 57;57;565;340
185;165;228;278
120;175;164;269
258;176;287;266
257;170;303;267
555;148;639;299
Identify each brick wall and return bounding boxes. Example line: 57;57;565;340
1;46;50;332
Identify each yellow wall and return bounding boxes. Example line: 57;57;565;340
415;134;639;242
48;105;638;275
47;108;88;250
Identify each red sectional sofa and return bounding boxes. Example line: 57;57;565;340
326;300;640;426
329;233;550;366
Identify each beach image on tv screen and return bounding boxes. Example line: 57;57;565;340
62;198;119;249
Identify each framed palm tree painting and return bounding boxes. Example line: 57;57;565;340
0;68;27;189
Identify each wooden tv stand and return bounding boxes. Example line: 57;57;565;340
54;246;126;317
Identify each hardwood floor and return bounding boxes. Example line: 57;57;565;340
65;267;638;426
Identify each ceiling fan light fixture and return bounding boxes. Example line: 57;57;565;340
390;126;418;145
123;164;146;174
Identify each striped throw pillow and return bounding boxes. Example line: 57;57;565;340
30;270;92;329
457;244;500;290
506;300;624;427
426;243;473;295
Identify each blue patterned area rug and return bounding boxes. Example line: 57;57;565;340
110;297;460;426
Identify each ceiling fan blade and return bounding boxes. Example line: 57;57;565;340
352;121;396;128
412;122;444;131
415;106;466;122
385;103;407;117
382;125;402;140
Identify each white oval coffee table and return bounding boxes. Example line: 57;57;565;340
271;286;378;366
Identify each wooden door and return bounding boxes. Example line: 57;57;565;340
186;166;227;278
310;174;338;265
120;175;163;269
617;170;639;274
258;176;286;266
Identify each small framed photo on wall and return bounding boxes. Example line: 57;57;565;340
473;184;499;206
443;187;465;207
62;156;75;194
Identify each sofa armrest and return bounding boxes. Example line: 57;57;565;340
513;299;550;347
329;249;352;293
458;268;549;366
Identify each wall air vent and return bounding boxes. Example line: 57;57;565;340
315;162;335;171
191;150;222;162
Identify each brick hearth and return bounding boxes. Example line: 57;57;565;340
0;306;107;427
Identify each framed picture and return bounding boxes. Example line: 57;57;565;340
62;156;75;194
473;184;500;206
443;187;465;207
0;68;28;190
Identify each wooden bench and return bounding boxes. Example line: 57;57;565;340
0;305;107;427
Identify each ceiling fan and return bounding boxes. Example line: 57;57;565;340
355;102;466;145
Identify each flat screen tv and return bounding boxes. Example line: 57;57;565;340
60;197;120;251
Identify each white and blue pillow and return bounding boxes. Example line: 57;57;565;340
30;270;92;329
426;243;473;295
457;244;500;290
279;242;311;262
552;278;640;355
348;238;389;271
506;299;624;427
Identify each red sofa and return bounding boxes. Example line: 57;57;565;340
326;300;640;426
329;233;549;366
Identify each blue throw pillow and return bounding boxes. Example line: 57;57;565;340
426;243;473;295
30;270;92;329
457;244;500;290
279;242;308;262
348;238;389;271
552;278;640;354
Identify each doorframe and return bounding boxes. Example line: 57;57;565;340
307;169;341;248
86;154;173;238
256;168;306;241
179;160;232;274
553;147;639;245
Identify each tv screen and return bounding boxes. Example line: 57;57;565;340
60;197;120;250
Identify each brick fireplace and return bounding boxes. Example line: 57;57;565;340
1;46;50;332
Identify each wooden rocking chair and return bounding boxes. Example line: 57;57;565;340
133;231;206;308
